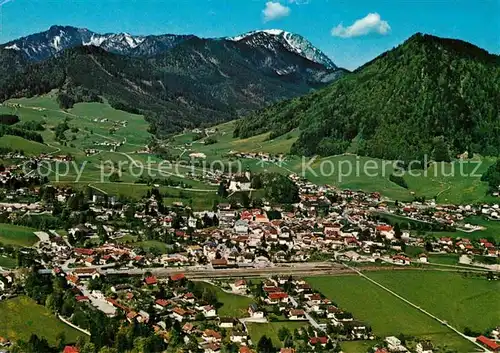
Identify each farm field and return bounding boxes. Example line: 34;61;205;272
0;223;38;247
246;321;308;348
306;273;478;352
56;182;221;210
0;296;83;345
366;270;500;333
462;216;500;242
196;282;254;318
426;254;461;265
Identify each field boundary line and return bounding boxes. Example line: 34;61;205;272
344;264;490;353
58;315;91;336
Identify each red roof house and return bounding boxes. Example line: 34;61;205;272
170;273;185;281
63;346;79;353
476;335;500;351
144;276;157;286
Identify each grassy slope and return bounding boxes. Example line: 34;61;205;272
0;223;38;247
0;135;57;156
0;94;219;207
5;93;150;151
0;296;83;345
306;274;476;352
2;93;496;205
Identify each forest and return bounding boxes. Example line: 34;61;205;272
235;34;500;162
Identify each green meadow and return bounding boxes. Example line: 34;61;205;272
171;120;496;204
0;223;38;247
0;255;17;268
246;321;308;348
307;272;483;352
1;93;497;205
0;296;83;345
367;271;499;332
196;282;254;318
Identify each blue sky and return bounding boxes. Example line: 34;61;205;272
0;0;498;69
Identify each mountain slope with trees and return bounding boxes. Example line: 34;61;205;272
0;34;343;135
234;33;500;162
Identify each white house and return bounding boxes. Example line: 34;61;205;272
230;331;248;343
289;309;307;320
228;173;251;192
203;305;217;318
218;318;235;328
234;220;249;234
248;304;264;318
418;254;428;263
188;217;198;229
230;279;248;293
416;341;434;353
385;336;408;352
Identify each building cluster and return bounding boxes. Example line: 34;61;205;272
0;168;498;352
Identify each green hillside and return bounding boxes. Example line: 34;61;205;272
0;38;337;135
235;33;500;162
0;135;56;155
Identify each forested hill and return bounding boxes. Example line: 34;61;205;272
0;35;342;134
234;33;500;162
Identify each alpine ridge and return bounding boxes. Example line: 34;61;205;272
228;29;337;69
1;25;337;71
0;26;344;135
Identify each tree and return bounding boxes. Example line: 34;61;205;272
217;182;228;197
23;334;54;353
241;192;250;208
432;136;451;162
283;335;294;349
481;160;500;193
257;336;275;353
124;205;136;222
55;332;66;352
203;213;213;227
259;173;299;204
278;327;291;341
202;288;218;305
45;293;56;313
109;172;120;182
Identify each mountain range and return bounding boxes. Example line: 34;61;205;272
235;33;500;161
2;27;498;161
0;25;344;133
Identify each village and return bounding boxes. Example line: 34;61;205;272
0;164;498;353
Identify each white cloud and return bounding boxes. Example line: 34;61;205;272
262;1;291;22
289;0;310;5
331;13;391;38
